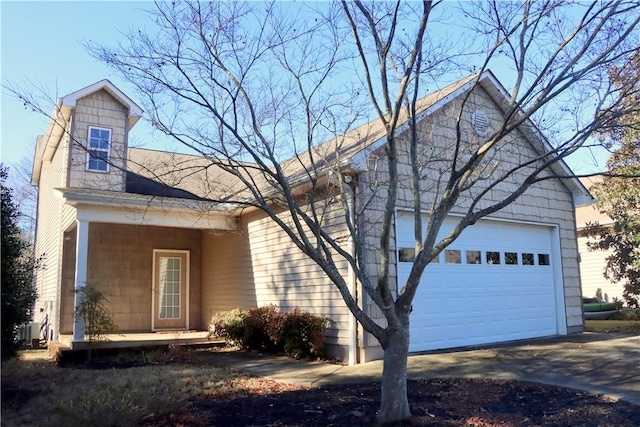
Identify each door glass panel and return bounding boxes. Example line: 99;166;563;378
505;252;518;265
159;257;181;319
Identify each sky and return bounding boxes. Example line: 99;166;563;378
1;1;173;167
1;1;612;176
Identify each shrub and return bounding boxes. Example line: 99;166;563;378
242;304;282;352
612;308;640;321
277;308;330;359
208;308;249;344
209;305;331;359
74;284;118;343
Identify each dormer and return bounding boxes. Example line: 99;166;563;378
31;80;143;192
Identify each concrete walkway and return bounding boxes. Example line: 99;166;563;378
211;333;640;405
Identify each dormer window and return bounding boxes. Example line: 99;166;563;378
87;126;111;172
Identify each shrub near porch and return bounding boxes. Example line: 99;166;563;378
209;305;330;359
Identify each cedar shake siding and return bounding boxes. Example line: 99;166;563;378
577;234;624;301
31;75;588;361
67;89;129;191
59;223;202;333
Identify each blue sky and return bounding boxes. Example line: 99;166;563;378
1;1;610;174
1;1;169;166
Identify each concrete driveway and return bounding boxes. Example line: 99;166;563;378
212;333;640;405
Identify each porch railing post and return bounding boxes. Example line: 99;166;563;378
72;220;89;342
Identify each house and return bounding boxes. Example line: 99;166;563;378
576;176;624;302
31;72;591;364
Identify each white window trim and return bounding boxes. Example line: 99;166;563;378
86;126;111;173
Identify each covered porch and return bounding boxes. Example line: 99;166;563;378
57;189;240;345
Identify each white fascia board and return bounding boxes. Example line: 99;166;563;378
60;79;143;128
31;103;71;186
74;204;237;231
55;189;238;230
349;73;489;170
576;218;615;230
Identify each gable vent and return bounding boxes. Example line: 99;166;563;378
471;109;490;136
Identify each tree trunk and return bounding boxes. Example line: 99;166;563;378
377;324;411;424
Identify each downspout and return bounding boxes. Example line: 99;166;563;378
343;176;357;365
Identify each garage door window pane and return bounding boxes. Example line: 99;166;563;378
538;253;550;265
505;252;518;265
445;249;461;264
399;248;415;262
522;253;534;265
466;250;481;264
486;251;500;264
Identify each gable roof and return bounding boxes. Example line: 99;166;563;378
344;70;591;206
47;72;592;209
281;73;480;185
31;80;143;185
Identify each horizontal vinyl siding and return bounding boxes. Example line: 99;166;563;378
201;229;258;327
578;235;624;301
246;203;351;350
33;136;69;339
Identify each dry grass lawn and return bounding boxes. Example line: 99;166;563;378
3;342;639;426
584;320;640;334
1;349;302;427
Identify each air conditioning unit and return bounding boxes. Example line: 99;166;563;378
18;322;40;344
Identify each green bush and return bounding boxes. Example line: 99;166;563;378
208;308;249;344
277;308;330;358
242;304;282;352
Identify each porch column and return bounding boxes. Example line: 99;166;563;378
72;220;89;342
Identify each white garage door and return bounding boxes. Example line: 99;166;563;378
396;212;563;353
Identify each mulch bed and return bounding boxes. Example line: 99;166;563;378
143;377;640;426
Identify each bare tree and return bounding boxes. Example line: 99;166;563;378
5;153;38;239
9;0;640;423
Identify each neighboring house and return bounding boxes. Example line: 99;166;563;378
31;72;591;364
576;176;624;302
